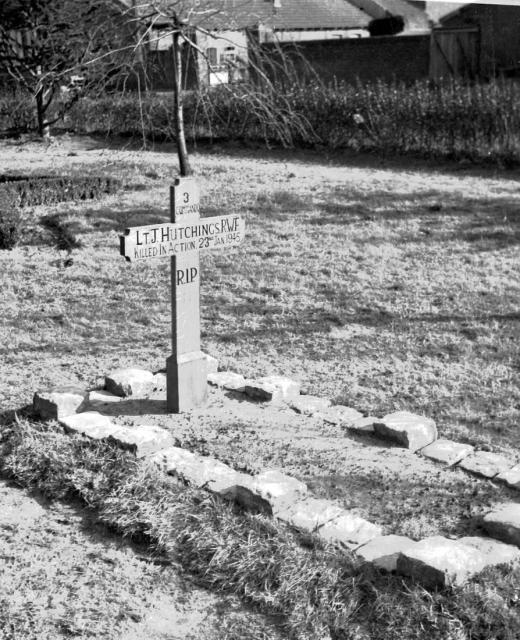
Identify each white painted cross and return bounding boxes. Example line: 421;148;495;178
120;177;245;412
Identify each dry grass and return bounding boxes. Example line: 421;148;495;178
0;423;285;640
2;418;520;640
0;136;519;637
1;137;518;451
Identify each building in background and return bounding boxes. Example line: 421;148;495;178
144;0;432;87
438;2;520;77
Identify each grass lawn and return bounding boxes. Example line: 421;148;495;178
1;136;518;451
0;134;519;638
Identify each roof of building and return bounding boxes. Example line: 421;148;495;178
269;0;372;30
134;0;430;32
376;0;430;29
144;0;372;30
425;1;469;23
348;0;430;31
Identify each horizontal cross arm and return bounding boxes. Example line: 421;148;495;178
120;214;245;262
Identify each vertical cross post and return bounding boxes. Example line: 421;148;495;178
166;177;207;412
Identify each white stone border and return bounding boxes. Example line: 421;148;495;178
31;364;520;589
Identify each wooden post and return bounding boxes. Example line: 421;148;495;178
119;178;245;413
166;177;206;412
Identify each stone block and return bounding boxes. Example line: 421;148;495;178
59;411;117;439
274;497;345;532
318;405;364;427
318;511;382;549
206;467;251;496
458;536;520;565
374;411;437;452
231;479;274;514
245;376;300;403
349;416;379;433
458;451;513;479
105;368;155;398
496;464;520;490
154;447;271;512
153;446;201;476
419;439;474;466
108;425;174;458
152;372;166;392
204;353;219;374
482;503;520;547
251;470;307;504
396;536;487;588
289;395;331;416
33;386;88;420
356;535;417;571
207;371;246;392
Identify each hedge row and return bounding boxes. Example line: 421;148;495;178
0;175;121;250
2;79;520;165
0;175;121;207
61;78;520;165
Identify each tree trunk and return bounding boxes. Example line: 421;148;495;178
172;26;192;177
35;66;50;139
35;88;49;138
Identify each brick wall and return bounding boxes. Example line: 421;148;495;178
259;35;431;85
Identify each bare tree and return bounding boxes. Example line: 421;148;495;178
0;0;140;137
0;0;315;173
121;0;315;175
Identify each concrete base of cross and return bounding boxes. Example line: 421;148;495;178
166;350;207;413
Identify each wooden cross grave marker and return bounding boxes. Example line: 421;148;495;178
119;177;245;413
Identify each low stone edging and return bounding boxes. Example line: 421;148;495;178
30;361;520;589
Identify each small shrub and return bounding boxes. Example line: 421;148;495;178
41;214;82;251
0;190;23;250
0;89;35;133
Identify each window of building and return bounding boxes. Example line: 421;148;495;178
221;46;237;65
207;47;218;67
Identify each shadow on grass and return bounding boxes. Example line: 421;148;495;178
207;307;518;346
91;398;168;417
347;309;520;328
91;134;520;181
0;404;34;427
20;204;170;249
311;189;520;248
80;204;169;232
